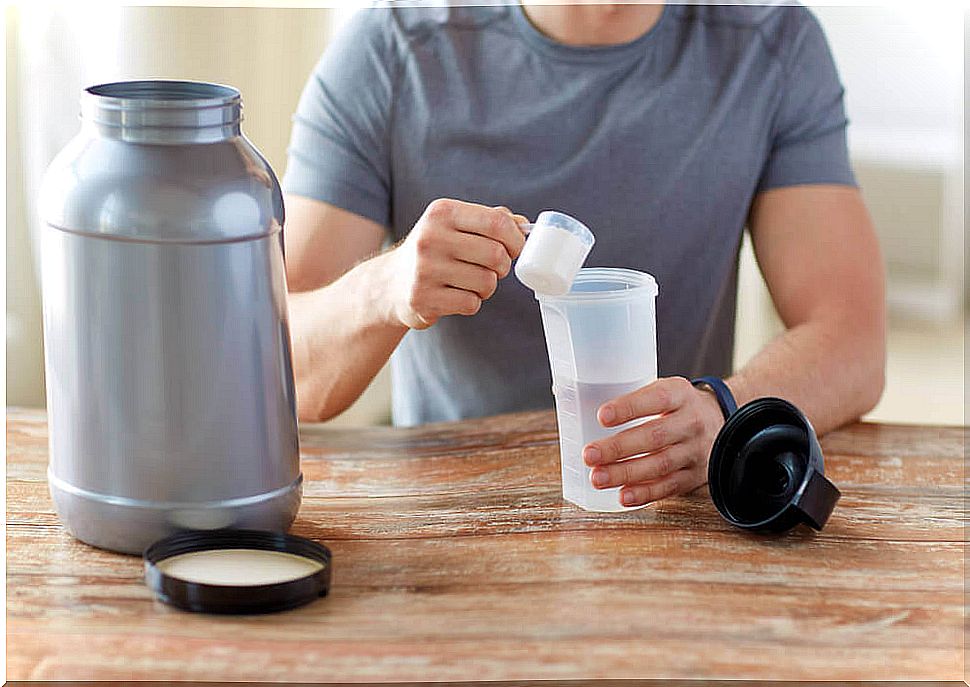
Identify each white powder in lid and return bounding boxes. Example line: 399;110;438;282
156;548;324;586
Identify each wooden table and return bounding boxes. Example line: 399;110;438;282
6;408;966;681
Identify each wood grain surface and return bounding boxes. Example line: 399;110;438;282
6;408;966;681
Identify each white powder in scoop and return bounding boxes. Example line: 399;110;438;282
514;223;589;296
156;548;323;586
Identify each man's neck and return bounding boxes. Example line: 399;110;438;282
520;2;665;47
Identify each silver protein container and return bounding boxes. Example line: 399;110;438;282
40;81;301;554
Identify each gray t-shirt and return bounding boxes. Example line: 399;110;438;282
283;3;855;426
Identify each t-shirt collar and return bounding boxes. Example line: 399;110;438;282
511;2;671;65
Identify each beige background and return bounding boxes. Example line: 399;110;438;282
6;5;965;427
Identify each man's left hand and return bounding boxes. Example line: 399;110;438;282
582;376;726;507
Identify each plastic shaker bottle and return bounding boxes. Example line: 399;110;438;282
536;268;659;512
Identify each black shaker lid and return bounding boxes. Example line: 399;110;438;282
708;397;841;533
144;528;331;614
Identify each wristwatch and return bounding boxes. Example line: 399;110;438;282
691;376;737;420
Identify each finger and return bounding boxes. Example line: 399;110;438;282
598;376;694;427
442;263;499;300
589;444;695;489
491;206;531;234
430;286;482;318
619;467;701;507
583;411;698;466
590;445;692;490
444;232;513;277
435;200;525;258
492;206;530;226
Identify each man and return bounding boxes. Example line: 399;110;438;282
281;3;886;508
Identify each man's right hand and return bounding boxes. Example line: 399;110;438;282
382;198;528;330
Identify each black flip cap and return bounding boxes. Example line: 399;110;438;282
144;528;332;614
708;397;840;533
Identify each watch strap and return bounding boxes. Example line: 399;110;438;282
691;376;737;420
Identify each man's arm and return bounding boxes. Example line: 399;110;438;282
285;195;526;423
728;184;886;428
580;184;886;507
284;195;401;424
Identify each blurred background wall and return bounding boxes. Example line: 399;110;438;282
6;4;965;427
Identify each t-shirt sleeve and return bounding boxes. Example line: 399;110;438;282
282;9;396;228
757;11;857;192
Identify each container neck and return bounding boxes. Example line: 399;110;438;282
81;80;242;144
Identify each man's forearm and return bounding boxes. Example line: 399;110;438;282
726;312;886;435
287;251;406;423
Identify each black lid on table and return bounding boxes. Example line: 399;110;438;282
708;397;841;533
